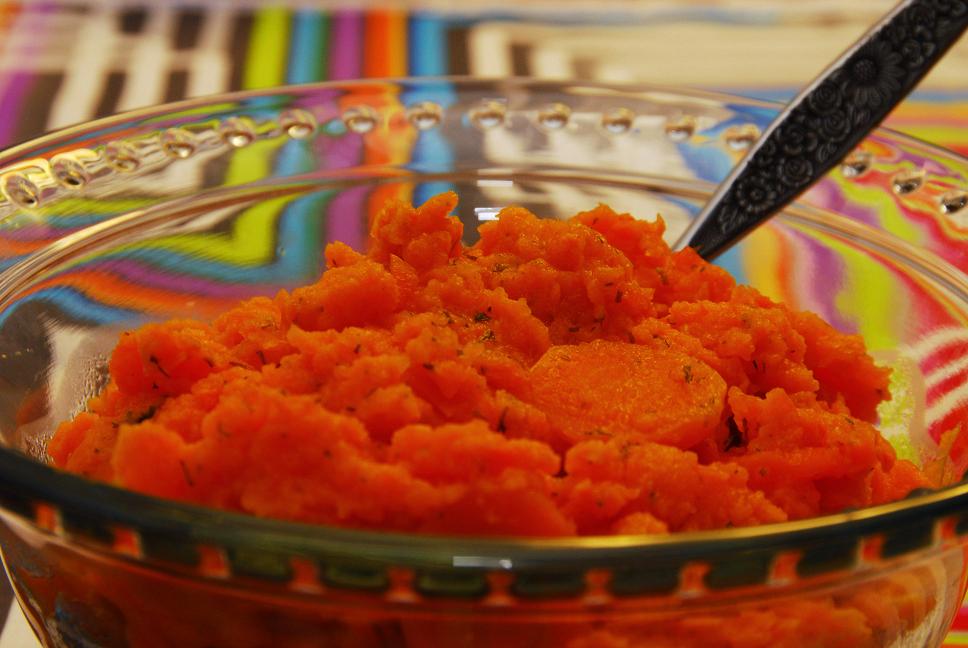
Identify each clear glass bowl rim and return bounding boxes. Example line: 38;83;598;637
0;77;964;568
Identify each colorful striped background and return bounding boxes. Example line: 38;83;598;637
0;4;965;155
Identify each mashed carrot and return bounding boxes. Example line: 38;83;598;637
47;192;925;536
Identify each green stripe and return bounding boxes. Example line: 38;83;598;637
153;137;289;264
317;15;331;80
835;174;921;246
826;230;906;350
143;103;239;123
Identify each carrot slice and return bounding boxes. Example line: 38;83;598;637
529;340;725;449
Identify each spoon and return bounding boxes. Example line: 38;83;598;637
675;0;968;260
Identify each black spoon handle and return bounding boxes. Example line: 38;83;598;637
675;0;968;260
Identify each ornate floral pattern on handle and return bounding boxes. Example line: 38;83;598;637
678;0;968;259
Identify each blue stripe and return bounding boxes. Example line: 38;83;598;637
401;8;459;204
288;11;325;84
408;13;447;76
275;138;330;275
713;243;748;285
677;103;779;184
0;256;27;272
0;286;138;327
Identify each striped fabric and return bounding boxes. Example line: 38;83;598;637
0;3;965;153
0;2;964;646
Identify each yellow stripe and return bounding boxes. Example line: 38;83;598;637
742;225;788;304
836;176;922;245
828;234;907;350
244;8;290;89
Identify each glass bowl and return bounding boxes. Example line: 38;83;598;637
0;78;965;648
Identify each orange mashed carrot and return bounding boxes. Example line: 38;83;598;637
47;192;925;536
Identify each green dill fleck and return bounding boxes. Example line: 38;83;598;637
131;405;157;424
683;365;693;383
179;461;195;487
724;418;743;451
497;408;508;433
148;355;170;377
474;311;491;323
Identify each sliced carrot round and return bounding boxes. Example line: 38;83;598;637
529;339;725;449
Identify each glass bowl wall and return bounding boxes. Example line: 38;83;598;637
0;79;964;647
